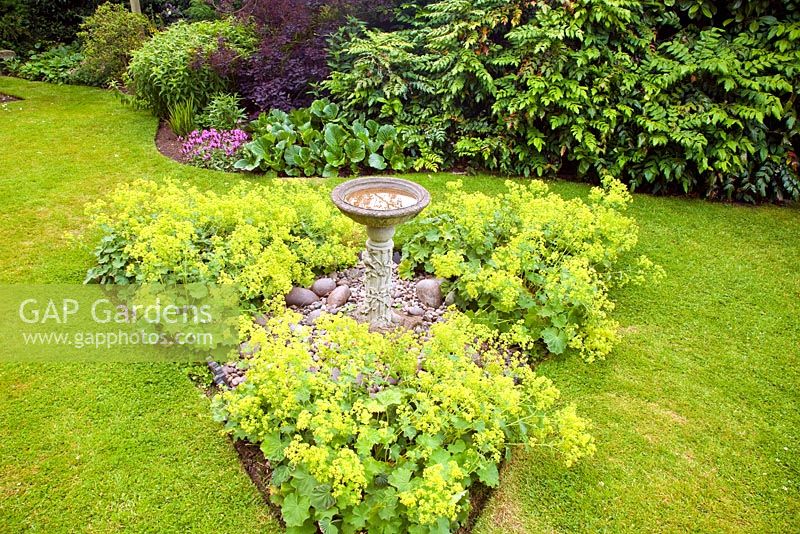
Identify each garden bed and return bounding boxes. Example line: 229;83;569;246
155;121;186;163
0;92;20;103
212;259;448;388
2;77;799;533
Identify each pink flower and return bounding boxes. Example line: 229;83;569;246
180;128;250;169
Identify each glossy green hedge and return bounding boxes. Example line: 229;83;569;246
324;0;800;202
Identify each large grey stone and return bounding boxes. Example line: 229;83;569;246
406;305;424;316
0;50;16;61
306;309;324;324
285;287;319;307
415;278;444;308
326;285;351;308
311;277;337;297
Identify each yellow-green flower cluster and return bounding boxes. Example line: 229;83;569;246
398;178;663;362
398;462;466;525
85;179;360;308
213;312;595;532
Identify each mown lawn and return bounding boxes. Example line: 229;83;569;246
1;77;798;533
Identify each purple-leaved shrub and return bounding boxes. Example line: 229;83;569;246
219;0;397;112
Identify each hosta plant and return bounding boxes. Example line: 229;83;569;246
235;99;408;177
15;44;84;84
397;178;663;362
213;312;595;533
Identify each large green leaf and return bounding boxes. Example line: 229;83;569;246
344;139;366;163
310;99;327;117
390;155;407;170
301;127;322;145
323;102;340;120
324;123;348;148
365;119;379;136
296;146;312;166
310;484;336;510
376;124;397;144
282;492;311;527
387;466;412;492
290;469;318;495
284;144;302;166
259;431;286;461
322;164;340;178
368;152;387;170
271;464;290;487
476;462;499;486
234;138;268;170
541;326;568;354
375;388;403;407
352;121;369;142
324;147;345;167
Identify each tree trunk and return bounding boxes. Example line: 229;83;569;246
130;0;141;14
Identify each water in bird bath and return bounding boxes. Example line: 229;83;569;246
344;187;417;210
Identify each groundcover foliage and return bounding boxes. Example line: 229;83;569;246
214;313;594;534
11;44;84;84
398;178;662;362
324;0;800;202
235;98;409;177
84;179;359;308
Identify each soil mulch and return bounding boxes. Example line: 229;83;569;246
155;121;186;163
0;92;21;103
233;440;275;505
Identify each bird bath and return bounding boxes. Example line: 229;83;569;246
332;177;430;329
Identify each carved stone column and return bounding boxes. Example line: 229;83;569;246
330;177;431;331
363;225;396;329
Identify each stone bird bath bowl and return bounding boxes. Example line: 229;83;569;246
332;177;430;329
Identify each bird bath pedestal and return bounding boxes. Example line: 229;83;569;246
332;177;430;330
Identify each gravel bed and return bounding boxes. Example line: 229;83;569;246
210;259;448;388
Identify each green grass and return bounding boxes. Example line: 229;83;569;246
1;77;798;533
0;78;280;532
473;195;800;533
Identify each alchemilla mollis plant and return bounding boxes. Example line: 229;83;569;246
213;312;595;533
398;178;663;362
85;179;360;309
